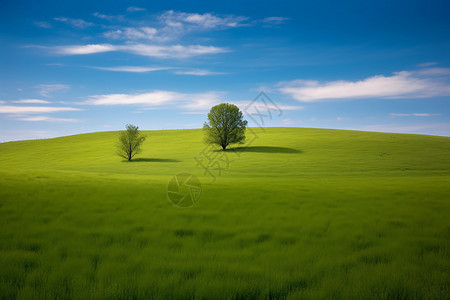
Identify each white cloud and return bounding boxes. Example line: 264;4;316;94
78;90;303;114
120;44;229;58
54;17;94;29
160;10;250;30
81;90;223;110
389;113;440;117
16;115;80;122
181;92;223;110
0;106;81;114
56;44;117;55
174;69;226;76
97;11;251;42
232;101;304;112
279;70;450;102
11;99;51;104
127;7;146;13
89;66;172;73
104;27;158;40
83;91;180;106
55;43;229;58
0;100;5;104
38;84;70;97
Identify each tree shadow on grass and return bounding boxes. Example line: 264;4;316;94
126;158;180;162
224;146;302;154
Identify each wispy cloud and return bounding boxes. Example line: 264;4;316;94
389;113;441;117
54;17;94;29
160;10;250;31
11;99;51;104
55;44;116;55
359;123;450;136
279;69;450;102
55;44;229;58
38;84;70;97
16;116;80;122
120;44;229;58
174;69;226;76
0;105;81;114
89;66;172;73
92;10;253;42
232;101;304;112
92;12;124;22
81;90;223;110
414;67;450;76
262;17;290;25
127;7;146;13
104;27;158;40
418;62;437;67
35;21;52;29
81;90;303;112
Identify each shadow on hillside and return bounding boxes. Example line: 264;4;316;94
126;158;180;163
223;146;301;154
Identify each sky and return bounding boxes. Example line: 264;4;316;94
1;0;450;142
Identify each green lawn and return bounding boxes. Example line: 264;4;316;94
0;127;449;299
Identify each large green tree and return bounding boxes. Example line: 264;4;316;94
203;103;248;150
117;124;146;161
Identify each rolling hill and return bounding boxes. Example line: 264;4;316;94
0;127;449;299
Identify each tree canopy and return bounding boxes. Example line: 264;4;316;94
117;124;146;161
203;103;248;150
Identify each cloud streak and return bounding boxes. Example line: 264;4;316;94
389;113;440;117
16;116;80;122
127;7;146;13
54;44;229;58
11;99;51;104
81;90;223;110
262;17;290;25
160;10;250;31
0;106;81;114
54;17;94;29
89;66;172;73
174;69;226;76
38;84;70;97
279;70;450;102
81;90;304;113
104;27;158;40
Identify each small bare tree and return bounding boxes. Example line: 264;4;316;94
117;124;146;161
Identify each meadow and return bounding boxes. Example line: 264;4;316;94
0;127;449;299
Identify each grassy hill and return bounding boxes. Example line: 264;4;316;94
0;128;449;299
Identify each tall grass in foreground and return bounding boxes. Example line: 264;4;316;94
0;128;449;299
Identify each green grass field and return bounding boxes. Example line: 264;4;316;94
0;127;449;299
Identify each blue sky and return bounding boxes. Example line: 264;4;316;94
1;0;450;141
